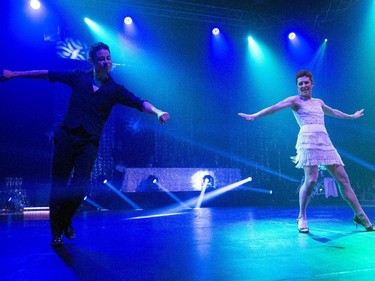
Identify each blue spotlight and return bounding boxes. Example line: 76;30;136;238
288;32;296;40
212;28;220;35
146;175;160;192
165;177;252;213
83;196;108;211
153;180;192;209
247;36;263;63
84;17;103;36
202;175;215;190
324;38;328;42
30;0;41;10
195;175;215;209
124;16;133;25
103;179;142;210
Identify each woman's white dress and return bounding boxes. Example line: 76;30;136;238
292;98;344;168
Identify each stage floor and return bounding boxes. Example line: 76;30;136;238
2;205;375;281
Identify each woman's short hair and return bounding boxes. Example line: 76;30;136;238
295;70;313;84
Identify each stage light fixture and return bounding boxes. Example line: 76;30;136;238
7;197;24;212
324;38;328;42
212;28;220;35
124;17;133;25
288;32;296;40
201;175;215;190
30;0;41;10
147;175;160;191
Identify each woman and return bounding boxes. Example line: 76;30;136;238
238;70;374;233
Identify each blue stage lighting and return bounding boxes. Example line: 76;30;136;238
30;0;41;10
202;175;215;189
124;16;133;25
212;28;220;35
147;175;160;191
104;180;142;209
288;32;296;40
247;36;263;63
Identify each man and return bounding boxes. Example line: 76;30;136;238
1;42;170;246
238;70;374;233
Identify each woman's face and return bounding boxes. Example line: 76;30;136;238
297;76;314;98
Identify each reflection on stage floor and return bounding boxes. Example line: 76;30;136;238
2;204;375;281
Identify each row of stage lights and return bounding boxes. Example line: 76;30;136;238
288;32;328;43
117;15;330;44
30;1;329;43
118;14;331;44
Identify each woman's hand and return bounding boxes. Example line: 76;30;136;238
352;109;364;119
238;113;256;122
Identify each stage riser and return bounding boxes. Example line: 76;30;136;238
121;168;242;192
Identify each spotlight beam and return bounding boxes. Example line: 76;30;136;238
242;186;272;194
83;196;108;211
338;148;375;172
195;181;208;209
104;180;142;210
125;177;253;220
198;177;252;203
160;177;253;214
148;128;299;183
307;40;327;70
156;183;192;209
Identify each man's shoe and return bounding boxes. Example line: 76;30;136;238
64;225;76;239
50;236;63;247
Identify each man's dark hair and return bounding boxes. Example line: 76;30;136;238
295;70;313;84
89;42;110;59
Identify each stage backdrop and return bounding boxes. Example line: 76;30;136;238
120;168;242;192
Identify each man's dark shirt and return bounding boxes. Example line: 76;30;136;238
48;69;145;137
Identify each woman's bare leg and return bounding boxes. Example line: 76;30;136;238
325;164;373;229
298;165;319;231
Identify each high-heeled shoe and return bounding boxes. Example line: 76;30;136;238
297;218;309;233
353;215;375;231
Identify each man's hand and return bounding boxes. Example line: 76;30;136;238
158;112;170;125
0;69;12;81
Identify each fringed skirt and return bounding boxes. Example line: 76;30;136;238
293;124;344;169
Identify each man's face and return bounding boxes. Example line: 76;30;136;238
297;76;314;98
92;49;112;76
